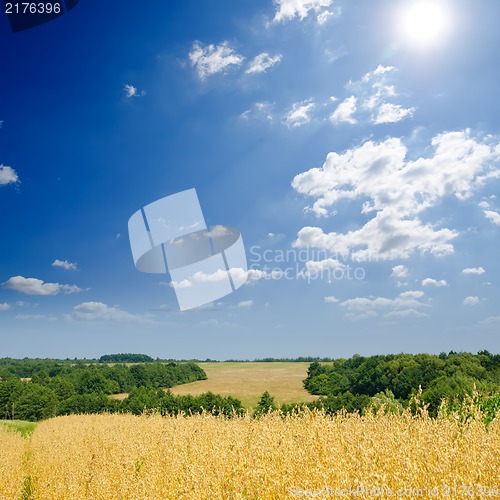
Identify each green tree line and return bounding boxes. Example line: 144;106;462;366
0;361;208;421
302;350;500;415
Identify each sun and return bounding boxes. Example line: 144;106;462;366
398;1;450;47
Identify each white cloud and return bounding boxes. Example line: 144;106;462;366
2;276;83;295
330;96;357;124
305;258;345;272
341;64;416;126
462;267;485;275
345;310;378;321
71;302;143;323
324;296;339;303
0;303;11;311
481;316;500;326
399;290;424;299
284;99;315;128
341;293;426;311
296;259;346;282
238;300;254;308
373;103;415;124
294;215;457;262
0;165;19;186
209;225;231;237
245;268;282;283
391;265;409;278
316;10;333;25
421;278;448;287
246;53;282;74
171;266;280;290
340;291;428;320
123;84;146;98
189;41;244;80
463;296;480;306
292;130;500;260
174;269;229;287
362;65;396;81
384;309;428;318
273;0;332;23
240;101;274;122
484;210;500;225
52;259;78;271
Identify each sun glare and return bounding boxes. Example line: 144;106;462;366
398;1;450;47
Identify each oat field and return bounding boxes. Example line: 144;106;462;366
0;425;26;500
1;408;499;499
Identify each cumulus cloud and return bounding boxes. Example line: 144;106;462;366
324;296;339;303
238;300;254;308
172;269;228;288
71;302;143;323
240;101;274;122
330;96;357;124
52;259;78;271
0;165;19;186
391;265;409;278
171;266;280;291
316;9;333;25
463;296;480;306
339;64;416;126
384;309;428;319
292;130;500;261
189;41;244;80
245;268;283;283
272;0;332;23
462;267;485;275
340;291;428;320
123;84;146;98
284;99;315;128
399;290;424;299
373;103;415;124
305;258;345;272
481;316;500;326
0;303;11;311
484;210;500;225
209;225;232;237
421;278;448;287
246;53;282;74
2;276;83;295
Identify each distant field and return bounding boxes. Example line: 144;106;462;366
0;419;37;437
170;362;319;408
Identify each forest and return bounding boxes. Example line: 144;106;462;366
301;350;500;416
0;358;216;420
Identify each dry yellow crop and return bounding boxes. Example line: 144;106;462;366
0;425;27;500
22;408;500;500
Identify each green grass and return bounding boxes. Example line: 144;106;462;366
0;419;37;437
170;362;319;409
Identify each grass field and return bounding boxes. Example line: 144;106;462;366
0;419;37;437
169;362;319;408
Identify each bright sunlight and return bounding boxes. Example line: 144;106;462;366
398;1;451;47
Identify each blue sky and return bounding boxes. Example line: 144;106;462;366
0;0;499;359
